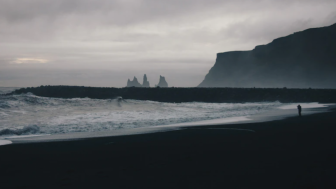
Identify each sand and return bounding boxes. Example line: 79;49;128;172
1;108;336;189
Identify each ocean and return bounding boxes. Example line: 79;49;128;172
0;87;20;95
0;87;329;138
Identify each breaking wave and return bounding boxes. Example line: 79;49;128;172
0;125;40;136
0;92;285;137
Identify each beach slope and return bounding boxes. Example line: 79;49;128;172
1;109;336;189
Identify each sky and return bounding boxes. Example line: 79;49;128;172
0;0;335;87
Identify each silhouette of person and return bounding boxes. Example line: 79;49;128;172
297;104;302;116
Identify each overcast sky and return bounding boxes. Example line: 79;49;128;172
0;0;335;87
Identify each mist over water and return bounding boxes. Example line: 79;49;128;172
0;87;19;95
0;91;286;137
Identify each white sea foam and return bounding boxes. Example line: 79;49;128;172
3;134;50;139
278;102;334;110
0;93;332;137
0;140;12;146
160;116;251;127
0;125;40;136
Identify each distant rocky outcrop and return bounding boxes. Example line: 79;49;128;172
142;74;150;87
126;74;168;88
198;23;336;88
156;75;168;87
127;77;142;87
126;74;151;87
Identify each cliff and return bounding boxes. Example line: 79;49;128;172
198;23;336;88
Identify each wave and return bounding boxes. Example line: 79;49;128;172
0;125;40;136
0;93;123;109
0;93;285;136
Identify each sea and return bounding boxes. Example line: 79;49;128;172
0;87;331;138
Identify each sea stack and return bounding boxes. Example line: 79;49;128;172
142;74;150;87
156;75;168;87
126;77;142;87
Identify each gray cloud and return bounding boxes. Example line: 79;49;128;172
0;0;335;87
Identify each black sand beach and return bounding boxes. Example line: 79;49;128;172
1;109;336;189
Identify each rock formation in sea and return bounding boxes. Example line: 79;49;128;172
126;77;142;87
156;75;168;87
142;74;150;87
198;23;336;88
126;74;151;87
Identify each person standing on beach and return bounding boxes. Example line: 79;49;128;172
297;104;302;116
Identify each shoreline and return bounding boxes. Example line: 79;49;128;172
4;102;335;144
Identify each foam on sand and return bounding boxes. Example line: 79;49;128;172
0;140;12;146
159;116;251;127
278;102;334;110
3;134;50;139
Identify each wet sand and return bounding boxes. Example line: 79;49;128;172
1;109;336;189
